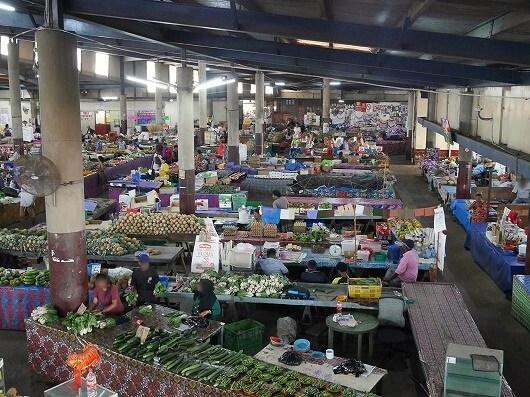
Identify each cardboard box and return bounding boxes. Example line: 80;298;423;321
348;156;360;164
205;176;218;185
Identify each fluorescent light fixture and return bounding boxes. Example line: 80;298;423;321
94;52;109;77
77;48;82;72
101;96;118;101
296;39;372;53
276;82;286;86
192;76;235;93
265;86;274;95
205;67;211;71
338;99;344;103
0;2;15;11
237;82;243;94
126;75;168;89
330;81;341;86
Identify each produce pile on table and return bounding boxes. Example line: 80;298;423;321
30;304;58;325
63;311;117;336
0;228;143;256
0;267;49;286
197;185;237;194
439;175;457;185
186;271;290;298
112;328;369;397
388;218;422;239
110;213;205;236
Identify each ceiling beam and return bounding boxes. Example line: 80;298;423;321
399;0;436;28
63;0;530;65
318;0;332;21
165;31;524;85
234;0;264;13
466;11;530;38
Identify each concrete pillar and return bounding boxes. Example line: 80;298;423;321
119;57;127;135
177;66;195;214
207;98;214;122
226;74;240;164
29;98;38;124
36;28;87;315
426;92;437;148
198;61;207;146
322;78;331;132
456;92;474;199
155;62;164;126
406;91;415;161
254;71;265;155
8;39;23;154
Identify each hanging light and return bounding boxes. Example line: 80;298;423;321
126;75;167;89
0;2;15;12
192;76;236;93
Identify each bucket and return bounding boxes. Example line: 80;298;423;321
373;251;387;262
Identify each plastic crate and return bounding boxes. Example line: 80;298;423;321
348;278;382;299
224;318;265;355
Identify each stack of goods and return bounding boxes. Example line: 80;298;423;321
440;175;457;186
263;224;278;238
289;203;315;214
0;228;143;256
0;268;49;286
110;213;205;236
197;185;237;194
293;221;307;234
250;222;264;237
219;172;246;185
388;218;422;239
222;225;238;236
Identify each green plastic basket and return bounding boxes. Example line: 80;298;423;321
223;318;265;355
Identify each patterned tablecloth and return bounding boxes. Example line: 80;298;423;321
254;345;386;393
26;320;241;397
0;285;51;330
403;283;514;397
512;275;530;330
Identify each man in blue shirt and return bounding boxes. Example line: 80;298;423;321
300;260;328;283
258;248;289;276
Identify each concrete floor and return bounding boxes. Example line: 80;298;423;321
0;157;528;396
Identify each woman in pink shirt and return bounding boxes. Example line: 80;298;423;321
383;239;419;287
89;273;124;315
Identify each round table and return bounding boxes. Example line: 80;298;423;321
326;312;379;361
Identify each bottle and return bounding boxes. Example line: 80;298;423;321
336;301;343;315
86;367;97;397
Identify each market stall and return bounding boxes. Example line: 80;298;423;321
0;197;45;228
465;223;525;293
0;284;50;330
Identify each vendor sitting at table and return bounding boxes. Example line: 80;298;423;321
257;248;289;276
192;279;221;319
300;260;328;283
89;273;124;315
383;239;419;287
131;251;160;306
331;262;350;284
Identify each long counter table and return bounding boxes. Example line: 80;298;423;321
0;246;184;275
286;197;403;209
0;285;50;330
464;223;524;293
403;282;514;397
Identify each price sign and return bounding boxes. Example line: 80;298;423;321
76;303;87;315
90;264;101;276
136;325;150;344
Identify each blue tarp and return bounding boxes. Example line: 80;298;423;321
450;199;471;232
261;207;281;224
465;223;525;293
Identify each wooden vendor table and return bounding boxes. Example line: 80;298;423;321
85;198;117;221
403;282;514;397
255;345;386;393
0;196;45;227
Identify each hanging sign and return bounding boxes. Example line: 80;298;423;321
440;118;454;144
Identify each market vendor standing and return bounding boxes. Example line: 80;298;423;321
131;251;160;305
469;193;489;223
90;274;124;315
511;176;530;204
383;239;419;287
192;279;221;319
272;190;289;209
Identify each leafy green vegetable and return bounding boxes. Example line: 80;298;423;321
154;282;168;297
138;304;153;314
125;290;138;306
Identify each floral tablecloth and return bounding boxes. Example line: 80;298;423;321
0;285;50;330
26;320;241;397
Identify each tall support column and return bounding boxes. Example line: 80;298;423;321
406;91;415;162
36;28;87;315
155;62;164;126
30;98;38;124
198;61;207;146
8;39;23;154
177;66;195;214
456;92;474;199
227;74;240;164
254;71;265;155
322;78;331;133
119;57;127;135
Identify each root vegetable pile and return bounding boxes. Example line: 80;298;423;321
110;213;205;236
